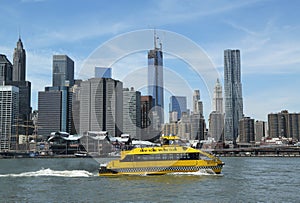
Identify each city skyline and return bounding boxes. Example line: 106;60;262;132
1;0;300;121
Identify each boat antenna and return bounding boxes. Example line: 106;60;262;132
154;28;157;49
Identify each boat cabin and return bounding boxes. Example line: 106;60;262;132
160;135;186;146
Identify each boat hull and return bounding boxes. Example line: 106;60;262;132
99;162;224;176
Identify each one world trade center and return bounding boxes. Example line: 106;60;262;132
148;33;164;125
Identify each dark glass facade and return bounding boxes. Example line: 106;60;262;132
52;55;74;87
148;47;164;124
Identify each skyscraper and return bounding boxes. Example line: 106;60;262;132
13;37;26;81
255;120;267;142
38;88;65;136
190;114;206;141
0;86;19;150
268;110;300;141
148;34;164;124
95;67;112;78
209;112;224;142
209;79;224;142
169;96;187;121
213;79;223;113
224;49;243;145
177;112;191;140
52;55;74;87
79;78;123;137
0;54;12;84
8;37;32;122
38;55;75;136
191;90;205;141
123;87;141;139
193;90;203;115
140;95;161;140
140;96;153;129
193;90;200;113
238;117;255;143
6;80;31;120
70;80;82;135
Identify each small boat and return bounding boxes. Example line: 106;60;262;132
99;135;224;176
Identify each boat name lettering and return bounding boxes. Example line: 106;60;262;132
138;148;178;152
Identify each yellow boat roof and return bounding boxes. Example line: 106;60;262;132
126;146;200;155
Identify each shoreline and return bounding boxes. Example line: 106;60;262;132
1;153;300;159
217;154;300;157
0;153;114;159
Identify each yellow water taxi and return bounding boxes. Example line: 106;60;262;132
99;135;224;176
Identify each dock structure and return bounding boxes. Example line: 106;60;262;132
211;146;300;157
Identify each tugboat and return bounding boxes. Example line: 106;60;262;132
99;135;224;176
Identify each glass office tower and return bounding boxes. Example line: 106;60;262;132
52;55;74;87
148;37;164;124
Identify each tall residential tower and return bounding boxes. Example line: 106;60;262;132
224;49;243;145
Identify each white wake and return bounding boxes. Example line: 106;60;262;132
169;169;223;176
0;168;95;177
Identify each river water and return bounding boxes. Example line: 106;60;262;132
0;157;299;202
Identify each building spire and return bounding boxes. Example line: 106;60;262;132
18;25;21;40
13;35;26;81
154;28;157;49
153;28;161;50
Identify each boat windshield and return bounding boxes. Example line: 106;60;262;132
161;136;187;146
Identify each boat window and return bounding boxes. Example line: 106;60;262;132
143;154;155;160
182;153;189;160
120;152;201;162
174;153;181;160
161;154;168;160
188;153;200;160
155;154;161;160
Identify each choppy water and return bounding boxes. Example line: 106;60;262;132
0;157;299;202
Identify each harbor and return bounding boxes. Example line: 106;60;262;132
0;157;299;202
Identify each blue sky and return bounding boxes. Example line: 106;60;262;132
1;0;300;121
